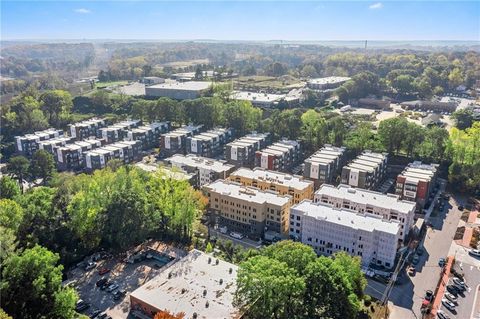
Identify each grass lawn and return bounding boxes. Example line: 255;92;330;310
95;80;129;89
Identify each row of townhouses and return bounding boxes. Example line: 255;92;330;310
224;132;272;168
255;139;302;172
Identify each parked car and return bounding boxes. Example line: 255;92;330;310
89;309;101;318
416;247;424;256
441;298;455;311
452;277;465;288
112;290;125;300
100;281;111;290
408;266;416;276
425;290;434;301
75;300;90;312
437;310;450;319
469;249;480;257
438;258;446;267
96;278;108;287
446;285;458;296
229;231;244;240
97;313;108;319
444;292;457;303
106;283;119;292
85;261;97;271
219;226;228;234
98;268;110;275
458;205;464;211
412;254;420;265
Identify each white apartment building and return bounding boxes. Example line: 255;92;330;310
164;154;235;187
314;184;416;241
290;200;400;268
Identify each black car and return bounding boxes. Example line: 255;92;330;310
96;277;108;287
75;300;90;312
446;285;459;296
458;205;464;211
97;314;108;319
112;290;125;300
89;310;101;318
100;281;111;290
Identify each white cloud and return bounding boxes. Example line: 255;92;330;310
369;2;383;10
74;8;91;14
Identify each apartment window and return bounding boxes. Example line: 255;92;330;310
296;222;300;227
296;216;301;221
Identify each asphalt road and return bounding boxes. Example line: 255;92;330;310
371;195;464;319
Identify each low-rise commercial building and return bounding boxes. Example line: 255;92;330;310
255;140;301;172
159;125;203;157
303;145;346;187
229;167;314;204
130;249;241;319
141;77;165;85
231;91;287;108
289;200;400;268
126;122;171;150
37;136;72;154
67;118;106;140
164;154;235;187
186;128;234;158
395;161;439;209
314;184;416;241
98;120;142;143
225;133;272;168
307;76;351;90
15;129;64;156
203;180;292;239
357;98;391;110
55;139;105;171
145;81;211;100
84;140;142;172
341;151;388;190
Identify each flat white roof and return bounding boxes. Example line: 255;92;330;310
315;184;416;215
166;154;234;173
205;180;291;206
130;249;241;319
292;200;400;235
308;76;351;85
231;91;285;103
231;167;313;191
148;81;211;91
346;151;387;172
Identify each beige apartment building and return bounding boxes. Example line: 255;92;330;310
229;167;314;204
203;180;292;239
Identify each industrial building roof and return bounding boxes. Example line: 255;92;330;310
130;249;241;319
148;81;211;91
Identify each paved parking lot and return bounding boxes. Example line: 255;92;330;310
67;242;186;319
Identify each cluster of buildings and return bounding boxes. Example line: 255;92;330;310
255;139;302;172
199;145;439;269
14;118;170;172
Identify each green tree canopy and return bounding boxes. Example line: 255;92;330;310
1;245;77;319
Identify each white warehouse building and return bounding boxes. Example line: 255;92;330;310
290;200;400;268
314;184;416;241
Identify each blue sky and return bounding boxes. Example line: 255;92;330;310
1;1;479;40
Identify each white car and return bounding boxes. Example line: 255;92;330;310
444;292;457;303
441;298;455;311
452;277;466;289
106;283;119;292
219;226;228;234
469;249;480;257
229;232;244;240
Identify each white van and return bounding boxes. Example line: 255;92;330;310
229;231;244;240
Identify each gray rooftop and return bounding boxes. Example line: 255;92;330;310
130;249;241;319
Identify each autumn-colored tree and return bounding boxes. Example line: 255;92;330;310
154;310;185;319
